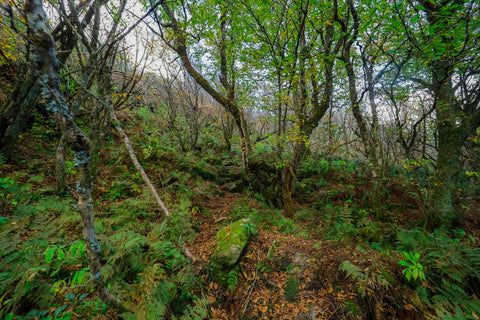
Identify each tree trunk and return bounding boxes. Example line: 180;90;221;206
159;1;250;171
0;0;103;160
55;134;67;196
432;127;463;227
281;139;306;216
341;0;385;217
430;65;466;228
107;104;170;216
25;0;125;310
0;81;41;159
89;108;108;179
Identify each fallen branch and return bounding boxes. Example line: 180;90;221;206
82;87;171;216
108;107;170;216
239;249;260;316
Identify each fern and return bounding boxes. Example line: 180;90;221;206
396;228;480;318
415;285;430;305
341;260;362;278
340;260;391;299
174;298;208;320
326;206;358;240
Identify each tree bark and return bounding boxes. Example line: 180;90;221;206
432;127;463;227
24;0;125;310
55;134;67;196
419;0;480;228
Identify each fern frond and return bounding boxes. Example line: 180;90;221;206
340;260;362;279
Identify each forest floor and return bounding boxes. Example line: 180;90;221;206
2;122;480;320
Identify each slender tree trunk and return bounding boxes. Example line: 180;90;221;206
365;62;384;217
159;1;250;172
341;0;384;217
344;54;383;214
55;134;67;196
90;108;108;179
25;0;125;310
107;105;170;216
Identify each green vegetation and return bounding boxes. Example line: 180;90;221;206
1;0;479;319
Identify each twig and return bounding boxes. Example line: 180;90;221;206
239;249;260;316
215;216;228;223
184;245;199;262
179;235;199;262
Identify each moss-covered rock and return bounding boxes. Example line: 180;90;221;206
191;164;217;181
210;218;253;268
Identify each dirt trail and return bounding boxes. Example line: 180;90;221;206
188;190;362;320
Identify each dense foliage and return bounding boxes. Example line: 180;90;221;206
0;0;479;319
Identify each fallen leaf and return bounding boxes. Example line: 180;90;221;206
404;304;416;311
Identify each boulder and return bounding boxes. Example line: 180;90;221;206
210;218;253;267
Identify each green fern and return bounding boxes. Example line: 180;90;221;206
174;298;208;320
326;206;358;240
396;228;480;318
341;260;391;299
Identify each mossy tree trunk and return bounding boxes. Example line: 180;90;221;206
432;126;464;227
416;0;480;228
428;61;476;228
24;0;124;310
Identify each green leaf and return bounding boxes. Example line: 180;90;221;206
413;269;419;280
64;293;75;300
405;271;411;281
79;293;89;301
398;260;409;266
54;304;68;319
57;248;65;261
45;246;56;263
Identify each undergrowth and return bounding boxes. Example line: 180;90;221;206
1;112;479;320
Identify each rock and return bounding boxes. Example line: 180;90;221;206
191;164;217;181
223;180;243;193
290;252;309;274
210;218;253;267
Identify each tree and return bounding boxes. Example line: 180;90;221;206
394;0;480;227
338;0;396;216
24;0;124;309
149;0;251;171
0;0;106;159
207;0;345;212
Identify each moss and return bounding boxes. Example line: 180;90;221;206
210;218;253;268
191;164;217;181
358;225;380;242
